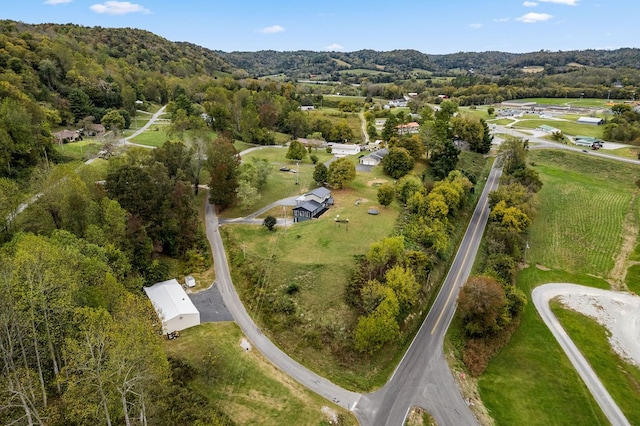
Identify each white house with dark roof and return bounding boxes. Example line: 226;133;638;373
328;143;361;157
293;187;333;223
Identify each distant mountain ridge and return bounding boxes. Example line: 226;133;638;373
216;47;640;78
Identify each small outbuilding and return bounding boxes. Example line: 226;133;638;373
577;117;604;125
144;279;200;334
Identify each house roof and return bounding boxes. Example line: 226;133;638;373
143;279;199;322
577;117;603;123
538;125;560;132
308;186;331;199
54;130;79;140
294;200;321;213
396;122;420;129
329;143;360;151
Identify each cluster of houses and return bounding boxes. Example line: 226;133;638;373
53;123;106;144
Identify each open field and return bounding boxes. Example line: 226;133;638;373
478;268;610;425
221;171;403;390
163;323;357;426
339;68;392;76
552;303;640;424
54;140;101;161
219;147;335;219
519;97;626;108
525;149;639;277
477;150;640;424
512;119;603;138
129;124;169;146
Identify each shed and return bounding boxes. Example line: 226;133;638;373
577;117;604;125
537;125;560;133
144;279;200;334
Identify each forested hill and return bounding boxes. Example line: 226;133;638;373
216;47;640;78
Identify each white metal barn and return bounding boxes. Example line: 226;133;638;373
144;279;200;334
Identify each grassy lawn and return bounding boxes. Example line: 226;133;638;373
219;148;335;219
54;140;102;161
478;268;609;426
477;149;640;425
129;124;169;146
552;304;640;424
607;146;640;159
519;98;617;108
163;323;357;426
488;118;515;126
526;149;639;277
625;264;640;293
512;119;603;138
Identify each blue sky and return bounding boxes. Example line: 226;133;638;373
4;0;638;54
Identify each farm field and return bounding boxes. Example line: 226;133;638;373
478;149;640;425
163;323;357;426
54;140;101;161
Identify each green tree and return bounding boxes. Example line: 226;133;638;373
313;162;328;184
395;135;425;160
377;183;395;207
487;107;495;116
330;119;354;142
382;147;414;179
381;114;398;142
310;153;319;164
236;179;260;211
101;110;125;133
384;265;419;312
354;287;400;353
284;110;311;139
206;135;240;209
286;140;307;161
327;157;356;189
263;215;277;231
430;139;460;179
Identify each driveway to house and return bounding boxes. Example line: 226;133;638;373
122;105;167;148
203;193;362;411
532;284;632;426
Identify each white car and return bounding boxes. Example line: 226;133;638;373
185;275;196;288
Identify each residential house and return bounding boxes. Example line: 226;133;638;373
293;187;333;223
396;122;420;135
85;123;106;136
359;148;389;166
388;99;407;108
54;129;81;144
300;105;315;111
328;143;361;157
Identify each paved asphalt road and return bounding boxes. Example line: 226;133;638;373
532;284;631;426
353;162;502;426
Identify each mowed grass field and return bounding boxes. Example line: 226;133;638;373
512;119;603;138
526;149;639;277
129;124;169;146
219;147;336;219
478;149;640;425
163;323;357;426
552;304;640;424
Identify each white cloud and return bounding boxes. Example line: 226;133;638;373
523;1;538;6
44;0;72;4
89;1;150;15
493;17;510;22
259;25;285;34
470;23;482;29
516;12;553;23
539;0;578;4
324;43;344;51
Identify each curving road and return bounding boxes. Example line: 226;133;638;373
532;284;631;426
204;196;362;411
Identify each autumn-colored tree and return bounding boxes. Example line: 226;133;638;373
377;183;395;207
327;157;356;189
458;276;507;336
